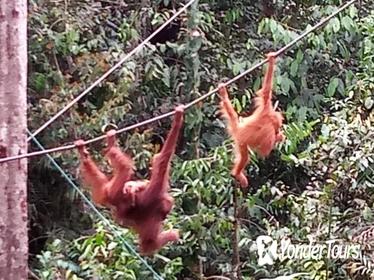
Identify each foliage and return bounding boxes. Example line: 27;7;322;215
28;0;374;279
34;223;183;280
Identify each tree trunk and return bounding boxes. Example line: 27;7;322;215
0;1;28;279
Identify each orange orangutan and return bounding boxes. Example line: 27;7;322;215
75;105;185;255
218;52;285;188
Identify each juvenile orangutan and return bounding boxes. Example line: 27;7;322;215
75;105;185;255
218;53;284;188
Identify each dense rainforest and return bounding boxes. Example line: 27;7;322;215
27;0;373;279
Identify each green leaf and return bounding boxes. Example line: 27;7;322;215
349;5;358;18
253;77;261;91
290;60;299;77
107;242;117;250
364;97;374;109
296;49;304;63
162;68;171;87
331;18;341;33
327;78;339;97
321;124;330;138
33;73;47;92
341;16;354;31
269;19;277;34
297;106;307;121
280;76;291;93
258;18;266;33
232;63;242;76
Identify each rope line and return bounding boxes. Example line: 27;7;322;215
0;0;356;164
27;129;165;280
26;0;197;142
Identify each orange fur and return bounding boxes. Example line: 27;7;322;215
75;131;134;207
75;105;184;255
218;52;284;188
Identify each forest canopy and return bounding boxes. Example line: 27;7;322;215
26;0;373;279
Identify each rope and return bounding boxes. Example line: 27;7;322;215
27;129;165;280
0;0;357;164
26;0;197;142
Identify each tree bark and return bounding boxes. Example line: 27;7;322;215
232;184;242;280
0;1;28;279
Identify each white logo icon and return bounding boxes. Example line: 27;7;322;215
256;235;278;266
